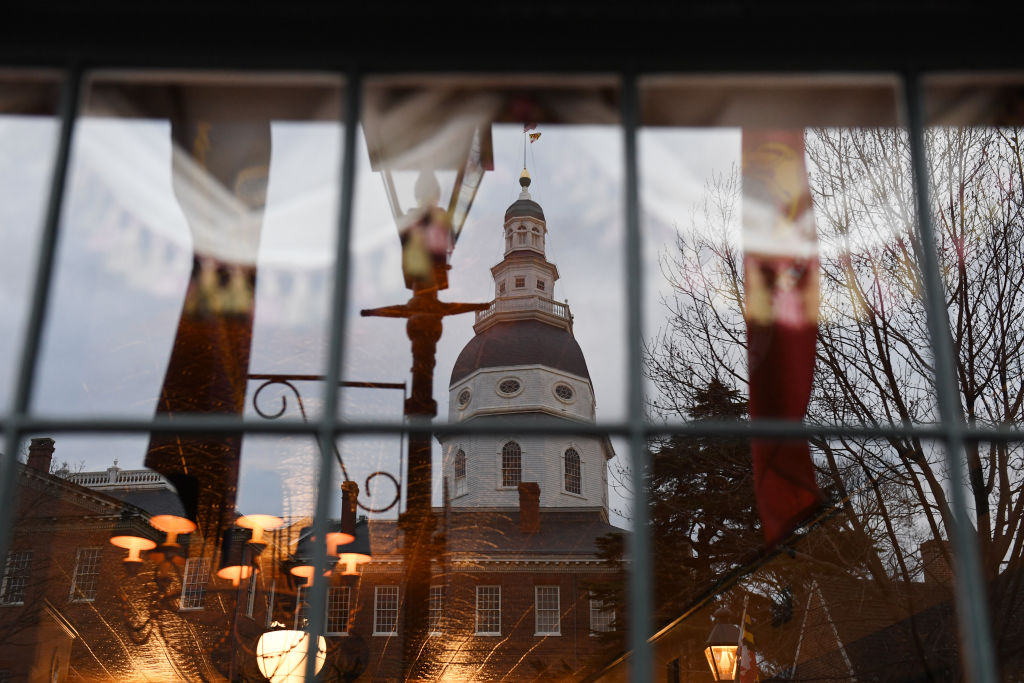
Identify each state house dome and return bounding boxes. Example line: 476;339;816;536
504;198;545;222
504;169;545;221
450;319;590;385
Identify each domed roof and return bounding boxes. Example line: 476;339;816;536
450;320;590;385
504;198;545;222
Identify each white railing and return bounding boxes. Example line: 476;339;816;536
66;469;168;488
475;295;570;324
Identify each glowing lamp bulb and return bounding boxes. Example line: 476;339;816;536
336;552;371;576
110;535;157;563
256;630;326;683
325;530;355;555
216;564;254;587
150;515;197;546
237;514;284;545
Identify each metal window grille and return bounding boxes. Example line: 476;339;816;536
0;65;1008;683
179;557;210;610
475;585;501;635
374;585;399;635
454;450;467;496
69;547;101;602
326;586;350;634
535;585;560;635
428;585;443;635
590;598;614;633
564;448;581;494
501;442;521;487
0;551;31;605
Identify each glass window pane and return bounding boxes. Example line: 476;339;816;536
0;71;61;412
31;72;344;421
623;434;962;681
342;76;627;426
1;432;319;681
639;76;937;430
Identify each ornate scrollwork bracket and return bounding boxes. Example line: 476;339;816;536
249;374;407;514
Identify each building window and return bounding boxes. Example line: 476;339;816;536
517;231;527;245
70;547;101;602
564;448;582;495
457;388;471;407
327;586;350;634
501;442;522;487
245;571;258;618
590;598;614;633
180;557;211;610
454;449;467;496
667;658;681;683
535;586;560;635
476;585;501;635
1;551;31;605
536;279;545;291
498;280;506;295
374;585;399;635
429;585;443;635
514;276;525;288
531;233;540;247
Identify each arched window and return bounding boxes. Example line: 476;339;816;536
501;442;522;487
564;448;581;494
454;449;467;496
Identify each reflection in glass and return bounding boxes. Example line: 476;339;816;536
640;77;934;431
0;433;322;680
32;73;343;421
593;436;961;681
0;73;60;411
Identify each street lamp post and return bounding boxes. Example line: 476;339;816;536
361;88;493;679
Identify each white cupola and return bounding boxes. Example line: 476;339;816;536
439;159;614;514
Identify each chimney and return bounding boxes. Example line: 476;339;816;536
518;482;540;533
921;539;953;585
27;437;55;473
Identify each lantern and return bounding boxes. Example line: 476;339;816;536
705;607;741;681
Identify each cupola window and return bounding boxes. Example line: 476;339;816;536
564;448;581;495
498;378;521;396
457;388;472;407
498;281;506;295
537;279;546;292
514;277;525;289
454;449;467;496
554;383;575;402
501;442;522;487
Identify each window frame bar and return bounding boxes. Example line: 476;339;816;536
902;69;998;683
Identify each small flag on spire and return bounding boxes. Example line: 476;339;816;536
739;612;759;682
529;132;542;143
524;122;538;132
